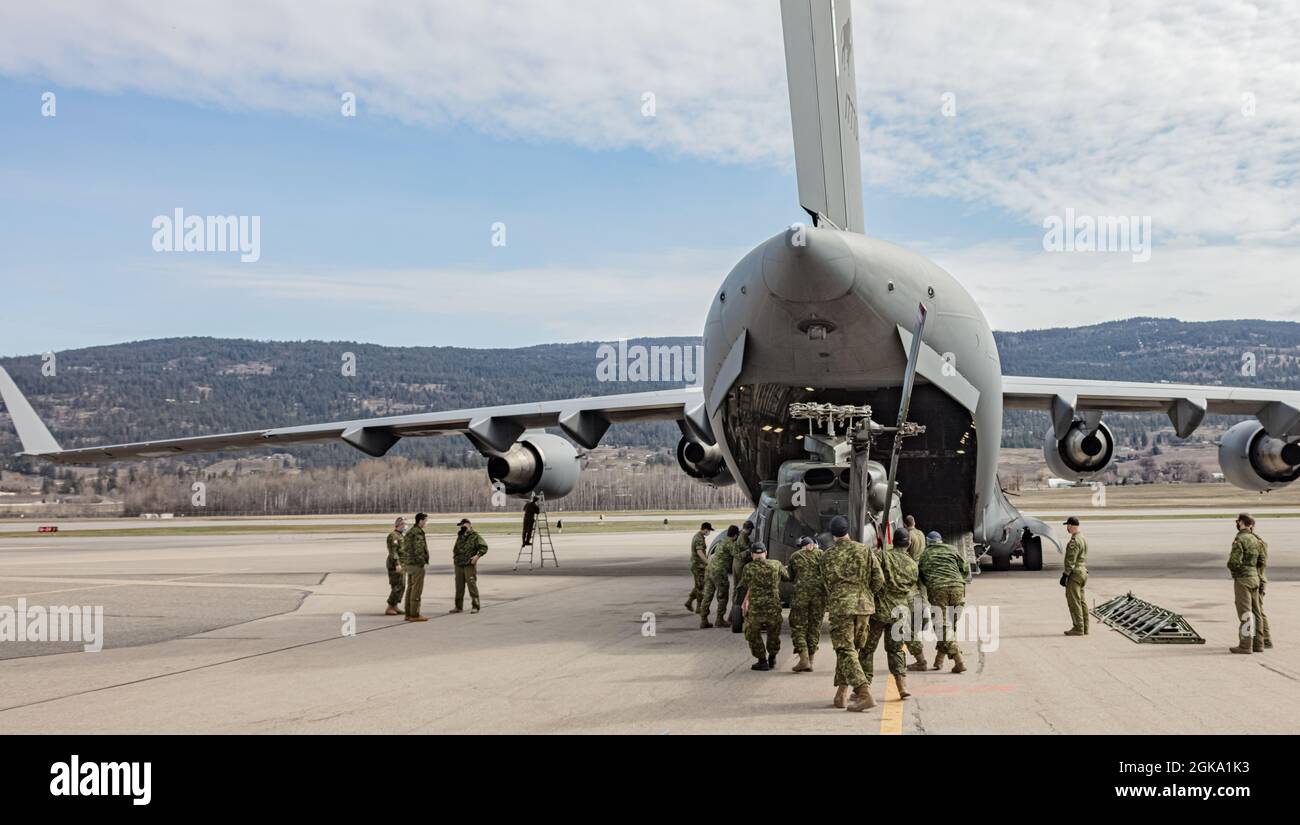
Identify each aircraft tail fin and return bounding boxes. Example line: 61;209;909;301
0;367;62;456
780;0;864;234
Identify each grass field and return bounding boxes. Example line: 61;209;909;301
3;483;1298;540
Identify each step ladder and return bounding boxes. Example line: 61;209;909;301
1091;592;1205;644
514;500;559;571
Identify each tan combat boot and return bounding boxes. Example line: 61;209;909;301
715;613;728;628
951;651;967;674
807;652;815;672
792;651;811;673
684;598;695;612
1253;636;1265;653
1229;640;1253;654
1063;628;1084;636
932;652;946;671
893;674;911;699
832;685;849;708
699;614;712;629
907;654;928;672
846;684;876;712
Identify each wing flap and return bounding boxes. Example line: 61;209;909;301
2;378;703;465
1003;375;1300;438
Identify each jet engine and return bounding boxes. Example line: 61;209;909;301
676;437;734;487
1218;420;1300;492
1043;420;1116;481
486;433;581;499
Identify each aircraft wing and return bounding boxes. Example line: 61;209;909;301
1002;375;1300;439
0;366;709;464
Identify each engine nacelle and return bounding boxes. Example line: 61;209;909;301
1043;420;1116;481
486;433;581;500
676;437;734;487
1218;420;1300;492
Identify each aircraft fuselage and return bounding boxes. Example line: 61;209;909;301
699;226;1045;560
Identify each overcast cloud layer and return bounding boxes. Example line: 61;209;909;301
3;0;1299;336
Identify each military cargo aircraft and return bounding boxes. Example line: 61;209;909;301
3;0;1300;572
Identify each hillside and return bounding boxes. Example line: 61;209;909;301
2;318;1297;474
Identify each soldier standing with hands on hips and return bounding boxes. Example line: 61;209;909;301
451;518;488;614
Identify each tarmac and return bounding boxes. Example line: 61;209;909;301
0;515;1295;734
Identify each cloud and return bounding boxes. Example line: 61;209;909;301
5;0;1299;246
927;238;1300;332
165;235;1293;344
168;246;745;341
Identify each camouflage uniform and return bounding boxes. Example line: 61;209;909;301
452;528;488;611
385;528;406;609
822;536;884;688
698;537;735;625
904;527;928;662
687;530;708;610
1228;530;1266;651
1063;532;1089;633
400;524;429;619
862;545;919;685
731;530;753;600
918;542;968;658
1257;534;1272;648
741;558;789;660
787;544;827;656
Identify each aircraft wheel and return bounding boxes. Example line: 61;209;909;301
1022;536;1043;571
991;552;1012;572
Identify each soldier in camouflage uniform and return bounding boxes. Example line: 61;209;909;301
1255;523;1272;649
1062;516;1088;636
400;512;430;622
902;515;929;671
861;529;920;699
822;515;884;712
451;518;488;613
698;525;738;628
384;517;407;616
1228;513;1267;654
787;535;826;673
918;530;968;673
731;520;755;596
740;544;789;670
685;522;714;612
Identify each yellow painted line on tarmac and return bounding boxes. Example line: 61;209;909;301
879;678;904;735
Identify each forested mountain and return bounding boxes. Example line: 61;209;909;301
2;318;1297;473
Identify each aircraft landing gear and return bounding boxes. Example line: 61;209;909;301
1022;535;1044;571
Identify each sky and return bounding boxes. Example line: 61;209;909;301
1;0;1298;357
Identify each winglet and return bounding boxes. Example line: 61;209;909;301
0;367;62;455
